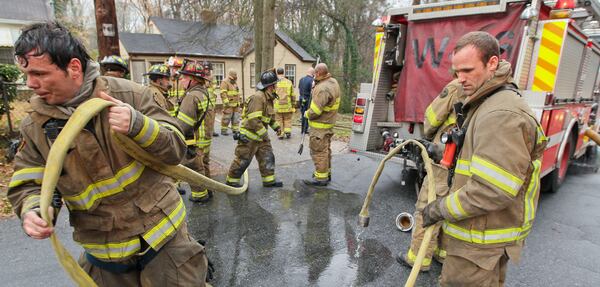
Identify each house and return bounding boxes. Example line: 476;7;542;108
0;0;54;64
119;17;316;100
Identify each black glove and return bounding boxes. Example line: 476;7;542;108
422;198;444;228
232;132;240;140
238;133;250;144
416;139;443;163
185;146;197;159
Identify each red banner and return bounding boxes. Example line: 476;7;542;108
394;3;526;123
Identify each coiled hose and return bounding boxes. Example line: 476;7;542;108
358;140;437;287
39;98;247;286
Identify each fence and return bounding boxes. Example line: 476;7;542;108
0;80;30;137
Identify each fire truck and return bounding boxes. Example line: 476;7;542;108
349;0;600;193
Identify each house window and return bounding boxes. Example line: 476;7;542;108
131;60;146;84
212;62;225;85
250;63;255;88
284;64;296;86
0;47;14;65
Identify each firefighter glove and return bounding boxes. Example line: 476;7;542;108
417;139;443;163
238;133;250;144
422;198;444;228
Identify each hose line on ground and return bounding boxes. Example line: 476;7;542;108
358;140;437;287
40;98;247;286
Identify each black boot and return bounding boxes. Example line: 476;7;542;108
213;132;219;137
285;132;291;139
226;181;242;188
302;178;329;186
263;181;284;187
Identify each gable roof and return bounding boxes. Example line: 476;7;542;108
0;0;53;23
120;17;315;62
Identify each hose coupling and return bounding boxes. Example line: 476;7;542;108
358;215;370;227
395;212;415;232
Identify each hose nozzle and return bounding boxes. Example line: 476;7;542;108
358;215;370;227
395;212;415;232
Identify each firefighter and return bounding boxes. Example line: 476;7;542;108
176;60;214;203
202;61;220;138
167;56;185;113
226;69;283;188
274;67;297;139
396;79;464;271
303;63;340;186
9;22;207;285
420;32;547;286
220;69;241;137
99;55;129;78
144;64;177;116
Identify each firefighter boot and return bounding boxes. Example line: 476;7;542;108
263;181;284;188
285;132;291;139
395;251;430;272
221;129;230;136
226;181;242;188
189;189;211;203
303;178;329;186
213;132;219;137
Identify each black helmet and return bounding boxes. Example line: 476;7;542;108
100;55;129;73
256;70;279;90
144;64;170;77
276;67;284;75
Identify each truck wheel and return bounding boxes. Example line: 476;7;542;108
543;136;574;193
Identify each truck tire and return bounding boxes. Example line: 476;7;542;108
543;135;574;193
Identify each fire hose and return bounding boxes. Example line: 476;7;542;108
39;98;248;286
358;140;436;287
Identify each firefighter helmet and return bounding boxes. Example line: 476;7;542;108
178;61;209;80
144;64;171;77
100;55;129;73
201;60;212;71
256;69;279;90
167;56;183;67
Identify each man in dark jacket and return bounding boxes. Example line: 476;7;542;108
298;67;314;134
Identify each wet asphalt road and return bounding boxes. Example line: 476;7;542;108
1;126;599;286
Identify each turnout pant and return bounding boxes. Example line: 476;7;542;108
227;139;276;184
205;108;216;137
78;223;207;287
440;252;508;287
221;106;241;133
275;112;293;137
183;147;209;199
406;163;450;267
309;133;333;181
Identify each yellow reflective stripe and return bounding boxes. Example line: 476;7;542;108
270;121;280;130
240;128;260;141
197;100;208;111
177;111;195;127
21;194;41;216
143;197;186;249
191;189;208;198
168;109;178;117
247;111;263;119
160;122;185;142
168;89;185;98
471;155;524;197
262;175;275;182
455;159;471;176
425;105;442;128
310;102;322;115
313;170;330;179
226;176;241;183
408;248;431;266
322;98;340;112
256;126;267;137
524;160;541;225
80;238;141;260
196;139;211;148
9;167;44;188
443;221;532;244
284;127;292;133
445;189;469;220
308;120;333;129
536;125;547;144
260;116;271;124
227;90;239;96
435;247;446;258
443;114;457;127
132;116;160;148
63;161;145;210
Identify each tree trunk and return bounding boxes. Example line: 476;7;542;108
94;0;120;60
253;0;264;84
262;0;276;72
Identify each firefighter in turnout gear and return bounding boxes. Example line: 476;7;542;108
226;69;283;188
303;63;340;186
274;67;297;139
100;55;129;78
396;79;464;271
203;61;220;138
9;22;207;285
176;61;214;203
167;56;185;115
421;32;547;286
144;64;177;116
220;69;241;137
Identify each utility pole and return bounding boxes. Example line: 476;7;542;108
94;0;120;60
254;0;264;82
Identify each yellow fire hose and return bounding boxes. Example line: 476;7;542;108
585;128;600;145
358;140;437;287
39;98;247;286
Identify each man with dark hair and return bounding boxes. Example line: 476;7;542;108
8;22;207;286
145;64;176;116
303;63;340;186
176;60;213;203
274;67;297;139
100;55;129;78
420;31;547;286
226;69;283;188
298;67;314;134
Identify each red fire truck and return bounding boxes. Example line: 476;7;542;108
349;0;600;193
